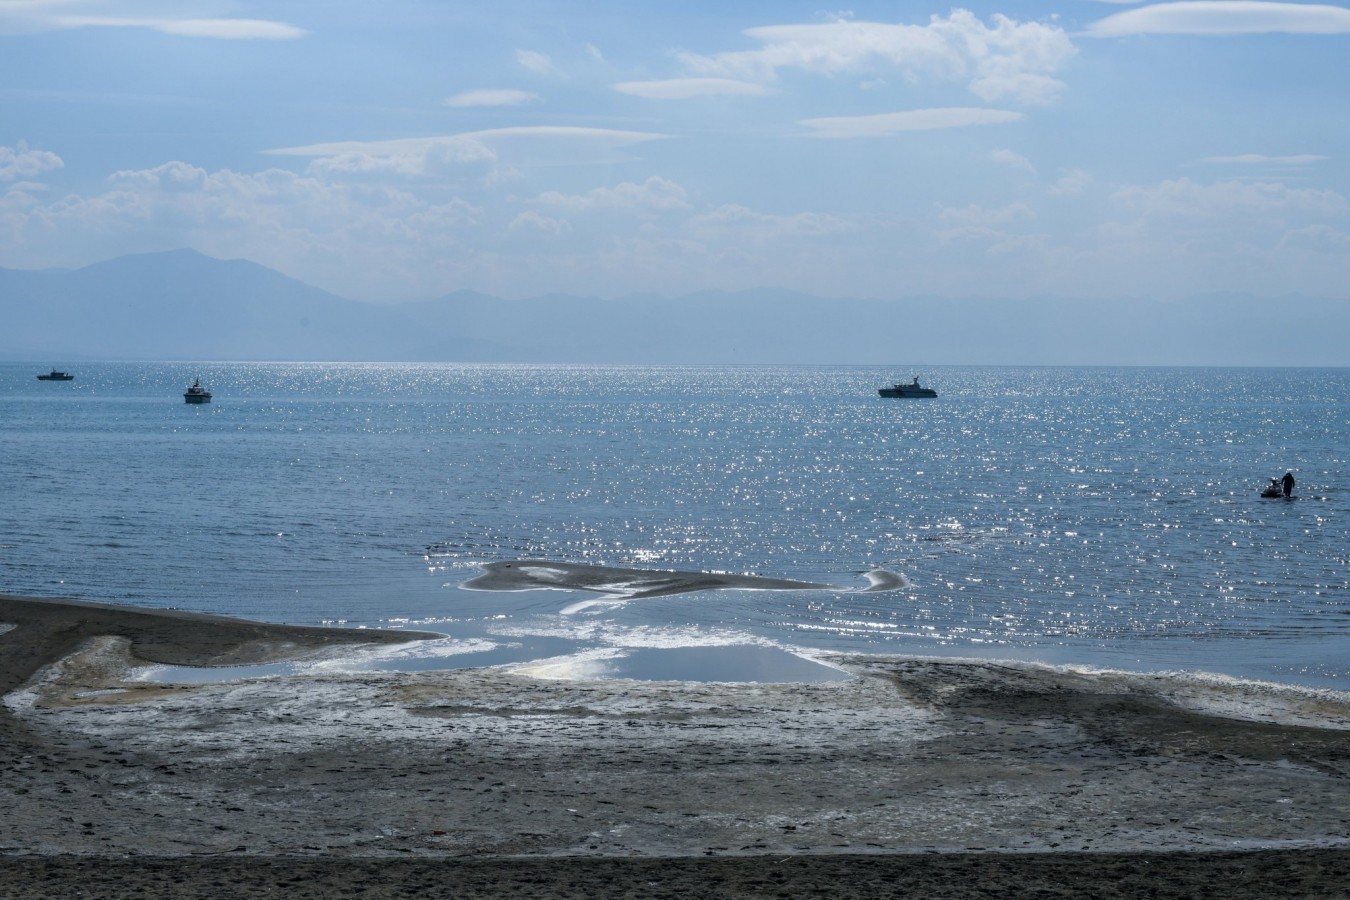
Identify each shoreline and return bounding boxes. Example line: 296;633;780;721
4;594;1350;896
7;850;1350;899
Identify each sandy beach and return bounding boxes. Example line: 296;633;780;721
3;593;1350;898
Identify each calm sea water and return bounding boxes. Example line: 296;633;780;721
2;362;1346;688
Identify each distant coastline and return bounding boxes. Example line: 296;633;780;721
4;250;1348;365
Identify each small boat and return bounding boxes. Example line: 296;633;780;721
36;370;74;381
183;378;212;404
878;376;937;398
1260;474;1295;499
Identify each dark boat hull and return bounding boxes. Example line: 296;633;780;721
878;387;937;398
183;379;212;403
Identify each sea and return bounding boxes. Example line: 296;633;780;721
2;362;1347;690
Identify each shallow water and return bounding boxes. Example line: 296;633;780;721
2;362;1346;687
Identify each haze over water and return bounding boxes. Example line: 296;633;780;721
2;362;1346;689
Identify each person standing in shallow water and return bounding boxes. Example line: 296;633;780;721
1282;471;1295;498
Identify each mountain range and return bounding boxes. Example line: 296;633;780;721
2;249;1346;366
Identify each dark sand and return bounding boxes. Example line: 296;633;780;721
3;593;1350;898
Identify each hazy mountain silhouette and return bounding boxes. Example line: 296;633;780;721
1;250;1345;365
0;250;507;362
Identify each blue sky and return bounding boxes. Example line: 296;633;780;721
2;1;1348;304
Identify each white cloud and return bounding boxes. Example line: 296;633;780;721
306;142;498;179
6;149;1348;306
1112;177;1347;219
266;127;669;174
509;210;572;235
108;159;209;190
1085;1;1350;37
445;89;541;108
677;11;1076;105
991;149;1036;173
268;138;497;179
270;127;667;156
939;202;1036;226
1051;168;1094;195
612;78;770;100
0;3;305;39
1;159;490;299
143;18;304;40
1090;176;1350;298
516;49;560;76
933;202;1047;264
0;180;49;198
692;204;853;237
534;177;689;211
799;107;1023;138
1198;154;1330;166
0;142;64;181
1279;224;1350;250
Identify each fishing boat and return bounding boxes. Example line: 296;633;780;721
183;378;212;404
878;376;937;398
36;370;74;381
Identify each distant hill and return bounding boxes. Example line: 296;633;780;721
0;250;507;363
1;249;1346;365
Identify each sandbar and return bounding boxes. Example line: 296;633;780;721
460;559;905;600
3;593;1350;898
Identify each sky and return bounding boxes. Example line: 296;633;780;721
1;0;1349;305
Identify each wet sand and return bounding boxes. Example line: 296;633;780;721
4;593;1350;898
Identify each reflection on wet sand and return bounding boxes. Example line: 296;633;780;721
461;560;907;599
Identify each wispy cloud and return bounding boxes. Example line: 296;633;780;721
1112;177;1347;218
677;11;1076;105
1051;168;1094;195
612;78;769;100
534;177;690;210
8;157;487;299
691;204;853;238
509;210;572;235
1085;2;1350;37
939;202;1036;227
799;108;1024;139
265;127;669;175
303;141;497;179
444;89;541;108
1197;153;1330;165
991;149;1036;173
516;49;560;76
269;127;667;156
0;142;64;181
128;18;304;40
0;2;305;39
